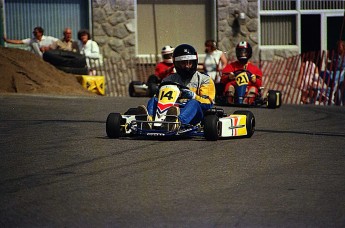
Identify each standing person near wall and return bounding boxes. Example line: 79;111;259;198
299;55;322;104
3;26;58;57
322;40;345;105
332;40;345;105
203;39;227;83
77;29;102;75
43;27;79;52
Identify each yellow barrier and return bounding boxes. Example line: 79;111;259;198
78;75;105;95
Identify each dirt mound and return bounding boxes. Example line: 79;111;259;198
0;46;94;96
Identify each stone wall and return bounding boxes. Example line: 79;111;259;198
91;0;296;63
91;0;262;62
92;0;136;96
90;0;297;96
217;0;260;62
92;0;135;60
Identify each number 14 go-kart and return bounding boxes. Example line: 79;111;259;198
215;70;282;109
106;81;255;141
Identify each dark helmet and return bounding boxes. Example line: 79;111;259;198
236;41;252;64
173;44;198;79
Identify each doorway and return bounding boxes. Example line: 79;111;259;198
301;14;321;53
327;16;345;52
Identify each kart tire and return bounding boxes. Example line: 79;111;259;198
233;110;255;138
43;50;87;68
203;115;219;141
129;81;135;97
106;113;122;138
275;90;282;108
267;90;282;109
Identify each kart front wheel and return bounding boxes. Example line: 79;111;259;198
203;115;219;141
106;113;122;138
233;110;255;138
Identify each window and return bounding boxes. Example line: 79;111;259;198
261;15;297;45
4;0;89;40
137;0;214;57
260;0;345;47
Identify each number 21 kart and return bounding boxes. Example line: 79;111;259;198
216;69;282;109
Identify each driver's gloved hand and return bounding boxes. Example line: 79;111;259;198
251;74;256;83
229;72;235;80
181;89;196;99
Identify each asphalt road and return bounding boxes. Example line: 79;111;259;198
1;94;345;227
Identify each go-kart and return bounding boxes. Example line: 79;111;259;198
107;81;255;141
129;74;159;97
215;69;282;109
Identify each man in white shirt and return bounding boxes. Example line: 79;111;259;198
3;26;58;57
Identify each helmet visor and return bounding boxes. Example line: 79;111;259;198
174;60;194;69
237;48;247;58
163;53;173;59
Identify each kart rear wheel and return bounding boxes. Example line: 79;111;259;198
267;90;282;109
276;90;282;108
203;115;219;141
233;110;255;138
129;81;136;97
106;113;122;138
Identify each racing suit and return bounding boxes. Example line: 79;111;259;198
147;71;215;125
155;61;175;80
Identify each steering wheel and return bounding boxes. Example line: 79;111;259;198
233;69;252;78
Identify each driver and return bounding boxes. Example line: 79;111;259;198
137;43;216;130
155;45;175;81
146;46;175;94
220;41;262;104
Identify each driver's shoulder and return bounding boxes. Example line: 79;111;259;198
162;73;179;81
196;71;209;78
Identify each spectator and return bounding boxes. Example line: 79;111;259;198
77;29;102;75
332;40;345;105
221;41;262;105
321;40;345;105
299;56;321;104
3;26;58;57
44;27;79;52
203;39;227;83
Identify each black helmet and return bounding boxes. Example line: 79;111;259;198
173;44;198;79
236;41;252;64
